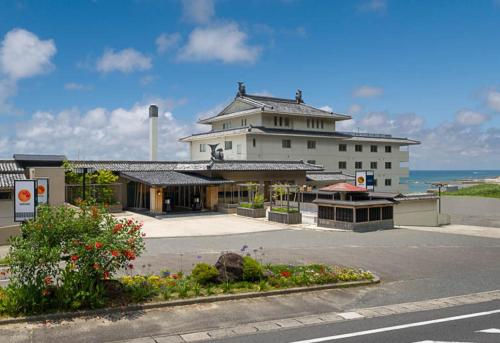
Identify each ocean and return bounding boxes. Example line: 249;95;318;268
403;170;500;193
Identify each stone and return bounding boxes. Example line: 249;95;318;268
263;269;275;279
215;252;244;282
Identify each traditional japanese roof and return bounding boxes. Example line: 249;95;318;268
67;160;323;172
319;183;368;193
0;160;26;190
313;198;395;206
306;172;355;182
180;126;420;145
119;171;233;187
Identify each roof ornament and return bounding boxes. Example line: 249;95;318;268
295;89;303;104
208;143;224;161
237;82;246;97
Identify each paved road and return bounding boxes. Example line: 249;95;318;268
211;300;500;343
442;196;500;228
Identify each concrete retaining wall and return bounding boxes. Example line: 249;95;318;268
394;198;439;227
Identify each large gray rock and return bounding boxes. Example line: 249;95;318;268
215;253;244;282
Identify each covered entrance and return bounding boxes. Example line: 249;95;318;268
120;170;232;214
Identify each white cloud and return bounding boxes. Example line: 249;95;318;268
347;104;363;115
96;48;152;73
182;0;215;24
1;99;192;160
358;0;387;13
353;85;384;98
486;89;500;112
178;23;261;63
64;82;92;91
0;28;56;80
319;105;333;112
0;28;56;115
155;33;181;54
455;110;489;126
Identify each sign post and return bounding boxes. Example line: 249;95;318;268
14;180;37;222
36;178;49;205
355;170;375;191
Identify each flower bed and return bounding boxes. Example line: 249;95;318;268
236;206;266;218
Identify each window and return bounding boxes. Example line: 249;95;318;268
284;118;290;127
307;119;310;128
355;144;363;152
385;162;392;169
370;145;378;153
382;207;393;220
307;160;316;165
279;117;283;126
222;122;231;130
318;206;335;220
339;144;347;152
370;162;378;169
225;141;232;150
385;178;392;186
282;139;291;148
369;207;381;221
356;208;369;223
321;120;324;129
274;116;278;126
0;191;11;200
355;161;363;169
338;161;347;169
199;144;206;152
237;144;242;154
307;140;316;149
252;138;256;147
241;118;247;126
336;207;353;222
385;145;392;153
374;179;378;186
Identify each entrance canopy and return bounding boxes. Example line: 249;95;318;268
120;171;233;187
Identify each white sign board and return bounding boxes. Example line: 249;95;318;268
355;170;375;191
36;178;49;205
14;180;37;222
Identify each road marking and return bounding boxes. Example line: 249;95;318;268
289;309;500;343
413;341;474;343
336;312;364;320
476;328;500;333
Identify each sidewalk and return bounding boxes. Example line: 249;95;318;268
402;224;500;239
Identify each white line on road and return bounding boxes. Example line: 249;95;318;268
412;341;474;343
476;328;500;333
289;309;500;343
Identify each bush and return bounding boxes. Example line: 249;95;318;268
242;256;263;282
1;202;145;315
191;263;219;285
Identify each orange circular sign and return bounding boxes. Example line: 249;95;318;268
37;184;46;195
18;189;31;202
357;176;365;184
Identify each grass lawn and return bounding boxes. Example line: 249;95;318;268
443;184;500;199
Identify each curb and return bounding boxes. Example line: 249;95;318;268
0;276;379;326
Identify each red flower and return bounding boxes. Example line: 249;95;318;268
113;223;123;234
85;244;93;251
123;250;136;260
70;255;79;262
95;242;103;249
141;233;146;237
111;250;120;257
127;219;133;225
171;274;178;279
43;276;52;285
280;270;291;278
103;271;110;279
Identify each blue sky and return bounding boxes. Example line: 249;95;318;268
0;0;499;169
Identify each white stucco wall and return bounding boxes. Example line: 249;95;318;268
190;134;247;161
394;198;439;226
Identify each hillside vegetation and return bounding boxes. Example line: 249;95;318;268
444;184;500;199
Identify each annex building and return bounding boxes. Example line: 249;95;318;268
181;83;420;192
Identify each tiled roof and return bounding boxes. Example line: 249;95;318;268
319;183;368;192
120;171;232;187
0;160;26;189
68;160;323;172
239;94;351;120
306;172;355;182
181;126;420;145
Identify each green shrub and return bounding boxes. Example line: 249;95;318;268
2;202;145;315
270;207;299;214
242;256;263;282
191;263;219;285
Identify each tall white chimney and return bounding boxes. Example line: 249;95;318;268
149;105;158;161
